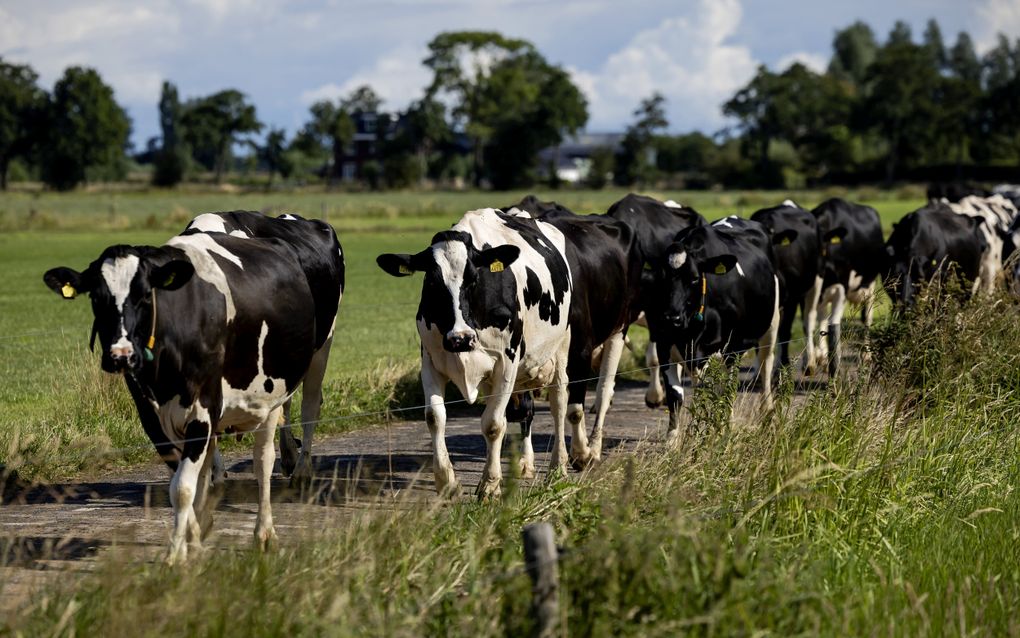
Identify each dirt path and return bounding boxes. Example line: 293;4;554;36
0;376;818;615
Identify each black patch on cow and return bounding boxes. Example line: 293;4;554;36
264;379;274;393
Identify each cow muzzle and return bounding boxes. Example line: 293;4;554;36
104;344;140;373
444;329;478;353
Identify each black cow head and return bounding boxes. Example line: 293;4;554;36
658;244;737;332
377;232;521;353
44;246;193;373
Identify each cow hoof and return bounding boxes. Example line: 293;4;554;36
436;480;462;500
255;527;278;553
645;397;663;409
570;452;595;471
517;459;536;480
475;480;502;501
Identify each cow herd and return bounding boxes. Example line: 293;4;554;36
41;186;1020;562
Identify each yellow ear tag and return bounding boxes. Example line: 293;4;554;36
931;259;937;266
398;264;412;275
163;273;175;287
830;236;841;244
490;260;504;273
714;263;727;275
643;262;653;271
780;237;792;246
61;283;77;299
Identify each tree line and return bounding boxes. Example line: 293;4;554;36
1;20;1018;192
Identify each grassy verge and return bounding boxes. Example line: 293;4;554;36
6;289;1020;635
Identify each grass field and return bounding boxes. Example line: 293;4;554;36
0;187;921;480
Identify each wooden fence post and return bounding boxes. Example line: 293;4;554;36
522;521;560;638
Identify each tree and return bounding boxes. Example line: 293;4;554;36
424;31;533;185
982;36;1020;165
887;20;913;47
949;32;982;84
152;81;188;187
341;85;383;114
259;127;292;185
180;89;261;182
305;99;356;184
922;19;947;71
0;58;45;190
615;93;668;185
828;21;878;87
586;146;615;189
41;66;130;191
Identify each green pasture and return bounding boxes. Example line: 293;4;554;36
0;188;921;480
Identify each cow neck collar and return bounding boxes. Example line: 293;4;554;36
144;289;157;362
694;275;706;322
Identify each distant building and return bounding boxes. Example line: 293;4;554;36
537;132;624;183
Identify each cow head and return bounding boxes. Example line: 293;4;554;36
377;232;521;353
44;246;193;373
658;243;737;332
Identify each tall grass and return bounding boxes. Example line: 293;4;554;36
6;290;1020;634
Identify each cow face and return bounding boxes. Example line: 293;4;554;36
659;245;737;332
377;232;521;353
44;246;193;373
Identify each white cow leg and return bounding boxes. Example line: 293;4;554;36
193;437;220;539
567;400;591;468
293;336;333;484
757;277;781;413
167;424;211;565
663;358;686;447
815;286;834;372
518;394;536;480
826;284;847;379
861;281;876;328
589;331;625;463
253;406;279;551
477;362;515;500
802;275;823;375
644;341;665;408
548;344;571;477
422;354;458;497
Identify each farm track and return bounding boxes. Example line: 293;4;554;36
0;374;825;616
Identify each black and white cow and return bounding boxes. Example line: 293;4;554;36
43;213;344;563
927;182;990;203
647;216;780;442
810;198;886;376
182;212;345;481
941;195;1019;294
604;193;706;407
377;208;573;498
750;200;821;372
506;197;643;466
884;204;986;308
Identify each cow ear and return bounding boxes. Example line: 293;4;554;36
772;229;798;246
474;245;520;273
822;227;848;244
44;267;89;299
377;253;418;277
701;254;738;275
150;260;194;290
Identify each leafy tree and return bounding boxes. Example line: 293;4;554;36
949;32;982;84
259;127;292;185
982;36;1020;164
828;21;878;87
586;146;615;189
615;93;668;185
396;97;452;183
152;81;188;187
305;99;356;184
41;66;130;191
922;19;947;70
341;85;383;114
887;20;913;47
180;89;261;182
0;59;45;190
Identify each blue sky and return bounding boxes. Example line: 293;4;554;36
2;0;1017;149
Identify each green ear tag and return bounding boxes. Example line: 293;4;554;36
490;260;504;273
143;348;154;362
162;272;175;287
714;263;727;275
398;264;412;275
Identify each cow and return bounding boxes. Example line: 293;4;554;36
810;198;887;376
884;204;986;309
646;216;780;443
376;208;573;498
750;200;821;373
182;211;345;481
604;193;706;408
927;182;990;203
43;212;344;564
505;197;643;466
942;195;1019;295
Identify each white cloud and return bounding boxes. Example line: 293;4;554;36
300;46;431;110
775;51;827;73
975;0;1020;53
570;0;756;133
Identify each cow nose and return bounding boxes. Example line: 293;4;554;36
664;313;683;325
110;345;138;370
445;330;477;352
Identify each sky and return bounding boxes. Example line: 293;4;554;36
2;0;1019;149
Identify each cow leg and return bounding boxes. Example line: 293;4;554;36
548;341;572;478
567;379;592;470
193;436;221;539
815;286;834;372
860;281;876;328
292;336;333;484
279;396;299;477
512;392;536;480
477;361;515;500
167;413;212;565
826;284;847;379
662;350;687;447
422;354;458;496
777;297;796;370
802;275;823;375
253;406;280;551
644;341;666;408
756;276;781;413
589;331;625;463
